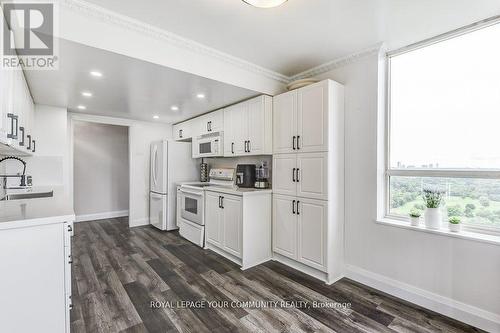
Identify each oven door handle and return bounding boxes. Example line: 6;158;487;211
180;189;204;197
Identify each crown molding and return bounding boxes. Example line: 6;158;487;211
289;43;385;81
59;0;290;84
59;0;386;86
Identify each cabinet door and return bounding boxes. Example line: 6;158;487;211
273;90;297;154
221;194;242;258
272;194;297;259
247;96;265;155
296;152;328;200
297;82;329;152
205;192;223;246
208;109;224;133
230;103;247;155
272;154;297;196
297;198;327;271
223;107;234;156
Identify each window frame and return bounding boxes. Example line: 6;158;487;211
384;17;500;236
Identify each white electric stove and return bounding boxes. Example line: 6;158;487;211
177;168;235;247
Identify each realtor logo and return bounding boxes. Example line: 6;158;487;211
1;1;59;69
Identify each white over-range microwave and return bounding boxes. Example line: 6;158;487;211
192;132;224;158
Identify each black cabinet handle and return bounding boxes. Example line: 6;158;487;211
218;196;222;208
297;135;300;150
7;113;18;139
248;140;251;153
68;255;73;264
209;121;212;132
179;129;183;138
296;168;300;182
296;201;300;215
221;196;224;209
68;225;73;232
231;142;234;154
32;140;35;153
27;135;32;150
292;168;296;182
292;200;296;214
19;127;25;146
292;136;296;150
244;140;248;152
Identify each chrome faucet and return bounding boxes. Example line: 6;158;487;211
0;156;27;187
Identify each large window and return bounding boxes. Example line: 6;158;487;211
387;21;500;233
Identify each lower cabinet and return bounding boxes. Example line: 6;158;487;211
273;194;327;272
205;190;272;269
0;220;73;333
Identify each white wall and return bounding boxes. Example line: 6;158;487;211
73;121;129;220
314;53;500;330
4;105;70;193
68;113;171;228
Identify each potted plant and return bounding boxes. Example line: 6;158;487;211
422;187;445;229
448;216;461;232
409;209;421;226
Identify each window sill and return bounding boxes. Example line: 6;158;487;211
375;218;500;246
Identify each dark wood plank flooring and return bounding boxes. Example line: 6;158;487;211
71;218;483;333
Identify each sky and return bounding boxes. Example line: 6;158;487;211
390;22;500;169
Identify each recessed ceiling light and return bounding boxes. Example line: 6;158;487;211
77;105;86;110
153;115;159;119
242;0;287;8
196;93;206;99
81;91;93;97
171;105;179;111
90;71;103;77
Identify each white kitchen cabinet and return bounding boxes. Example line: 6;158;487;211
173;117;197;141
0;61;36;155
273;90;297;154
0;221;73;333
272;79;345;284
205;189;271;270
297;82;329;152
224;95;272;157
272;194;297;259
198;109;224;135
272;152;328;201
297;198;328;271
223;103;246;155
205;191;223;246
273;81;330;154
221;195;243;257
272;153;297;196
272;195;328;272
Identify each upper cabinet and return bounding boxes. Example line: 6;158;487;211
197;109;223;136
273;81;330;154
173;95;273;158
0;65;36;156
223;95;272;157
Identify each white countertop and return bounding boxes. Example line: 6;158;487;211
201;186;272;197
0;187;75;230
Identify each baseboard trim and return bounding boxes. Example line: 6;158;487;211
75;210;129;222
344;264;500;333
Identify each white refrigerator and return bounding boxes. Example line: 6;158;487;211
150;140;198;230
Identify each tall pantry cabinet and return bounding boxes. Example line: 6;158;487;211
272;79;345;284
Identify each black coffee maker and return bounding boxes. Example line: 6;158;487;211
236;164;256;188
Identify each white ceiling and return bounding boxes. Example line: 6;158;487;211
25;38;258;123
84;0;500;76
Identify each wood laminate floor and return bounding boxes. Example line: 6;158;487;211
71;218;483;333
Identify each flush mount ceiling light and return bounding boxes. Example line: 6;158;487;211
90;71;103;78
170;105;179;111
242;0;287;8
153;115;159;119
81;91;93;97
77;105;86;110
196;93;205;99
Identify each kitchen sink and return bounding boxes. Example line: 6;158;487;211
1;190;54;201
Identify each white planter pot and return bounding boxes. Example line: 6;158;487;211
409;217;420;226
424;208;442;229
449;223;461;232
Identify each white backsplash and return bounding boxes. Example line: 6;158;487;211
198;155;272;186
